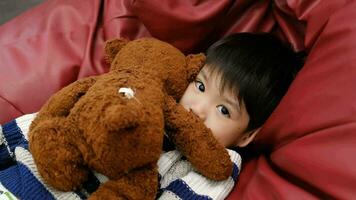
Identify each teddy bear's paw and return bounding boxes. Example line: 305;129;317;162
89;180;155;200
189;146;233;181
88;182;139;200
41;165;88;191
89;167;157;200
88;189;125;200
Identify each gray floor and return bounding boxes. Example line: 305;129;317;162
0;0;44;25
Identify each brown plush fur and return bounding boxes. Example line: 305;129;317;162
29;38;232;199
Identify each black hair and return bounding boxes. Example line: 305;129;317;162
206;32;304;131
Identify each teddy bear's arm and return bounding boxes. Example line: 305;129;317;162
31;76;97;128
164;96;233;181
29;77;97;191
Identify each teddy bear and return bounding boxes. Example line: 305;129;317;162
28;38;232;199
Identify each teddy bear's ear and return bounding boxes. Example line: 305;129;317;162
186;53;206;82
104;38;129;64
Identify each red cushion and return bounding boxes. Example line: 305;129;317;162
0;0;304;123
1;0;355;199
229;1;356;199
0;0;107;122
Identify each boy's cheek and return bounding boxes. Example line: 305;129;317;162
178;94;188;110
179;85;194;109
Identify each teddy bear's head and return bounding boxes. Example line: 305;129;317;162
105;38;205;100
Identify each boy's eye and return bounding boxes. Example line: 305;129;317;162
217;105;230;118
194;81;205;92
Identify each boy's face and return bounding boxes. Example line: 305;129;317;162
180;65;253;148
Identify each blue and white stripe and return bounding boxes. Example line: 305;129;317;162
157;149;241;200
0;114;92;200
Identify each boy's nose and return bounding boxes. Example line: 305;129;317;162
190;102;207;121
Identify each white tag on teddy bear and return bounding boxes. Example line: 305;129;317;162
118;87;142;105
118;87;135;99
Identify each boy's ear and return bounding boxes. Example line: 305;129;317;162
235;128;261;147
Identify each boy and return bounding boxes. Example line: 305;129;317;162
157;32;303;199
0;33;303;199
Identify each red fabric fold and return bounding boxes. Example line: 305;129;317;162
1;1;356;199
0;0;105;123
229;1;356;199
